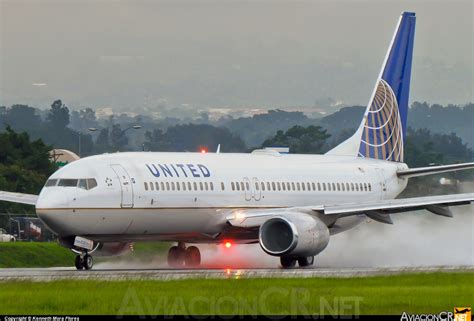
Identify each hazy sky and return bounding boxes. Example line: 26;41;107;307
0;0;472;113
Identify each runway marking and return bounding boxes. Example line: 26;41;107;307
0;266;471;282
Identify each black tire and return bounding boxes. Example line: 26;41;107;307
184;246;201;267
75;255;83;270
280;256;297;268
298;256;314;267
167;246;184;268
83;254;93;270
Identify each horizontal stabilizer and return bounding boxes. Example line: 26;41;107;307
397;162;474;178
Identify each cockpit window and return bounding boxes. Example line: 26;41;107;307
53;178;98;190
45;179;58;187
78;179;88;190
87;179;98;190
58;179;79;187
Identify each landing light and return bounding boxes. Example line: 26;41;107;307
225;241;232;248
201;149;207;154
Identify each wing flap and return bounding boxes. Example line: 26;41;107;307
0;191;38;205
314;193;473;217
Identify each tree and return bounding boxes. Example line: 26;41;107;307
47;100;70;129
0;127;57;217
261;125;331;154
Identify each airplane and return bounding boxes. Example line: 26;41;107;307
455;308;471;314
1;11;473;270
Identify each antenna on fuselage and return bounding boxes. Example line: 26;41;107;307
216;144;221;153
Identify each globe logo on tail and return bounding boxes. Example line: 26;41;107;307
358;79;404;162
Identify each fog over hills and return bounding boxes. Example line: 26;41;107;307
1;0;472;113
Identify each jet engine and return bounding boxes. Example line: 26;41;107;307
258;213;329;257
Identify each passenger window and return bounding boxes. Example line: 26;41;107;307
155;182;159;190
204;182;208;191
176;182;180;191
245;182;250;191
355;183;359;192
231;182;235;191
317;182;321;191
296;182;300;191
193;182;197;191
332;183;336;191
336;183;340;191
341;183;345;192
322;183;326;191
45;179;58;187
272;182;276;191
199;182;203;191
221;182;225;191
312;182;316;191
292;182;296;191
261;182;265;191
188;182;192;191
78;179;87;190
301;183;305;191
255;182;259;191
166;182;170;190
161;182;165;190
346;183;350;191
236;182;240;191
281;182;285;191
267;182;271;191
368;183;372;191
183;182;187;191
150;182;154;191
144;182;148;191
210;182;214;191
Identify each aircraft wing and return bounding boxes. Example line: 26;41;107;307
227;193;474;227
0;191;38;206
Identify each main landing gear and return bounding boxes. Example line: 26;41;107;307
75;252;94;270
167;242;201;268
280;255;314;268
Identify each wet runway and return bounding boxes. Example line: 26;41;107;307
0;265;471;281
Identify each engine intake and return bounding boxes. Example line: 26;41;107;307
259;213;329;257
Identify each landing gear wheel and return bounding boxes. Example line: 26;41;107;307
280;256;297;268
75;255;84;270
298;256;314;267
83;254;94;270
184;246;201;267
167;246;185;268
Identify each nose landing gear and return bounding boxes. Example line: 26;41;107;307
167;242;201;268
75;252;94;270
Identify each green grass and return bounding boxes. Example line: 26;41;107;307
0;241;170;268
0;242;73;268
0;272;472;315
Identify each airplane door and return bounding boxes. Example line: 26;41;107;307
111;164;134;208
252;177;261;201
243;177;252;201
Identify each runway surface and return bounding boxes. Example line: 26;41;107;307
0;266;472;281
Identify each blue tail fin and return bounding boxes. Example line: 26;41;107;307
327;12;416;162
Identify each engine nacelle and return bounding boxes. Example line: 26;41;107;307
259;213;330;257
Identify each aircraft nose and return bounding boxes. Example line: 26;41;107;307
36;190;70;234
36;189;69;209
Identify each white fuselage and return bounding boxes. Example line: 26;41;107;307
35;151;408;243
